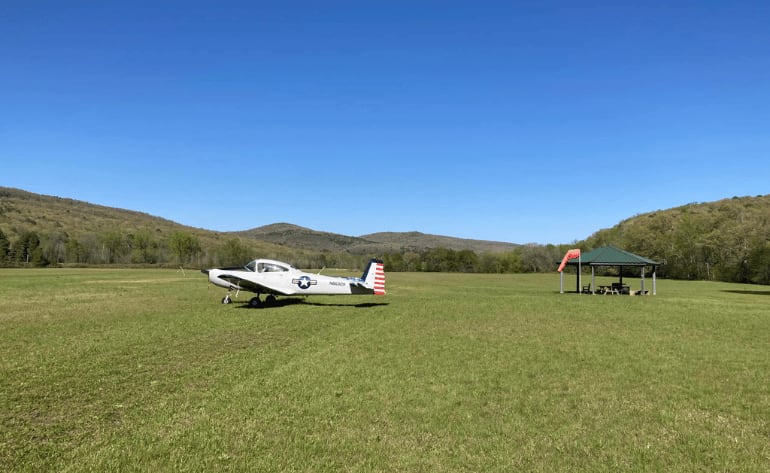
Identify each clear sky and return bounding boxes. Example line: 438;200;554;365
2;1;769;244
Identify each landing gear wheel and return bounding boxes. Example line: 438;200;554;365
249;297;261;308
222;294;232;304
265;295;277;306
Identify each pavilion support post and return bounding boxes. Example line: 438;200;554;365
591;267;595;294
641;267;646;294
653;267;657;295
576;255;582;294
576;266;580;293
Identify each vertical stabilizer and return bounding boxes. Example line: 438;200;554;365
362;259;386;295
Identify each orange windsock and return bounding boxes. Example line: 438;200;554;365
557;249;581;272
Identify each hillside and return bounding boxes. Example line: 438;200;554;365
0;187;294;266
581;194;770;284
0;187;521;269
0;187;186;237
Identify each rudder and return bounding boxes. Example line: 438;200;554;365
362;259;386;295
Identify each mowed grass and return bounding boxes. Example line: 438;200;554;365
1;269;768;472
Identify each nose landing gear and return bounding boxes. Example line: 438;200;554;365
221;287;240;304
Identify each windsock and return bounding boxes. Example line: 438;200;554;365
557;249;581;272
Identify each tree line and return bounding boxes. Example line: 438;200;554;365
0;226;385;271
381;245;563;273
0;226;566;274
0;228;207;267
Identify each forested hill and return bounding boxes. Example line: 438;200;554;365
0;186;295;266
0;187;522;270
581;195;770;284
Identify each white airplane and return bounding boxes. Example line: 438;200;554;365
202;258;385;307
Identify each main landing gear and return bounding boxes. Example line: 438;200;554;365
220;293;277;308
247;295;277;308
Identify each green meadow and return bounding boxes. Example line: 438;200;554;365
1;269;768;472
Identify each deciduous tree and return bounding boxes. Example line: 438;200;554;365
169;232;201;265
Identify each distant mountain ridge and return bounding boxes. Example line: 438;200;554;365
234;223;519;254
0;187;518;255
233;223;372;252
361;231;519;253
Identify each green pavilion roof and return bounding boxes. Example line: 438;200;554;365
566;246;660;267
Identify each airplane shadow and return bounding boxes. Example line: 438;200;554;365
235;298;389;309
721;289;770;296
303;301;390;309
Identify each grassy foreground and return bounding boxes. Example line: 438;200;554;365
1;269;768;472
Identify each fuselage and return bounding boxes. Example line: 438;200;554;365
204;258;377;296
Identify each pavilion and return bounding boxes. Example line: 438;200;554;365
560;246;661;295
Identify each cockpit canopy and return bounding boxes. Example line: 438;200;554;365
244;259;294;273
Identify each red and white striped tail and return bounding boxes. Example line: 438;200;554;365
373;261;386;295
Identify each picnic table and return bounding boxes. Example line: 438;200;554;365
597;284;630;295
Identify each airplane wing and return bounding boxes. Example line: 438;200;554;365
214;272;292;296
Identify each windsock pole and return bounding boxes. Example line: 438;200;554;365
558;249;581;294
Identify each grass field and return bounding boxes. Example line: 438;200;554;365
1;268;769;472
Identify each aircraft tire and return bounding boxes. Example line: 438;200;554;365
222;295;232;304
249;297;261;308
265;295;277;306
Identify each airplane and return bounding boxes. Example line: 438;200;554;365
201;258;385;307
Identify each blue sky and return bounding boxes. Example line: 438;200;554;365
2;1;769;244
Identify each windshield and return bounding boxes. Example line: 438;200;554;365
245;260;257;272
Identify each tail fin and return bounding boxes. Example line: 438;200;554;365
362;259;386;295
